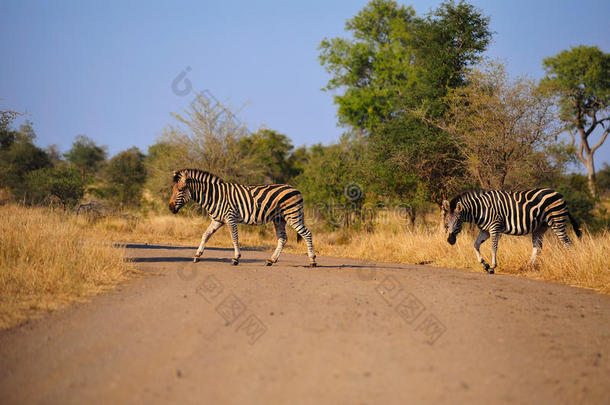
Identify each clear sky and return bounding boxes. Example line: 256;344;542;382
1;0;609;169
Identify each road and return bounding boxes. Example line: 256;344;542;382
1;243;609;404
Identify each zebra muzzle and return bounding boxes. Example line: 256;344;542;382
447;233;457;245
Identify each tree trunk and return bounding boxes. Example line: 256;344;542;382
585;152;597;198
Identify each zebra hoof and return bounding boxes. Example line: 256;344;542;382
309;262;317;268
488;268;495;274
232;259;239;266
265;260;273;266
193;256;200;263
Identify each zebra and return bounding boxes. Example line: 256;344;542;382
443;188;581;274
168;169;317;267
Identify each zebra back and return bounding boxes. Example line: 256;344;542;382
176;169;304;225
451;188;572;235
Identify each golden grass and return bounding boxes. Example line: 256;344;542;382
2;202;606;332
89;209;610;294
300;227;610;293
0;204;135;330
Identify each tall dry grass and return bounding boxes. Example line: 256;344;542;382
0;204;134;329
90;209;610;294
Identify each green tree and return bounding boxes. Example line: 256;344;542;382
145;141;181;205
25;166;84;208
296;134;368;228
103;147;147;209
597;163;610;195
64;135;107;182
239;129;299;183
319;0;491;227
0;121;52;198
541;45;610;196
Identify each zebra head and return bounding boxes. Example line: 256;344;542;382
169;170;191;214
443;199;465;245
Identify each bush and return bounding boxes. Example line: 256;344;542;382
25;166;84;208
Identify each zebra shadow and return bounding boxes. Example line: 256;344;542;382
119;243;267;252
128;257;260;264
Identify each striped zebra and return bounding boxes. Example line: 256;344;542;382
443;188;581;274
168;169;316;267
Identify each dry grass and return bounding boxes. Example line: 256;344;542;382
0;204;135;330
2;203;606;332
90;209;610;294
300;227;610;293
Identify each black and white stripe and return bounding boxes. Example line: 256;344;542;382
169;168;316;267
443;188;581;273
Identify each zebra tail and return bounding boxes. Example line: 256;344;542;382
568;212;582;239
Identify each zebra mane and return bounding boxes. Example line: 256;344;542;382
450;189;489;211
174;169;225;184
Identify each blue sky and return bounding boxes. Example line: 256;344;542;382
1;0;609;169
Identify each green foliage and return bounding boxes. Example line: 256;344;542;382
541;45;610;195
239;129;299;184
556;175;596;227
25;166;84;208
103;147;147;208
319;0;491;207
296;134;368;228
0;121;52;198
541;45;610;122
597;163;610;195
64;135;107;182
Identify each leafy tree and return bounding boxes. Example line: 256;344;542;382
427;61;560;190
0;121;52;198
541;45;610;196
103;147;147;209
239;129;299;184
64;135;107;182
145;141;181;205
0;110;21;149
319;0;491;227
296;134;368;228
597;163;610;195
25;166;84;208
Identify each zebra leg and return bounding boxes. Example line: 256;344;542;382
267;218;287;266
473;230;490;270
228;220;241;265
549;219;572;246
287;220;316;268
488;232;502;274
194;220;224;263
528;226;547;266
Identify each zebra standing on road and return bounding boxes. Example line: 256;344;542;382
169;169;317;267
443;188;581;274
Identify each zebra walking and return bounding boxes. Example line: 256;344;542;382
443;188;581;274
169;169;317;267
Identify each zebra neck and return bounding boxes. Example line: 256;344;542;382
189;179;223;211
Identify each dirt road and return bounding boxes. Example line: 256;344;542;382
1;243;609;404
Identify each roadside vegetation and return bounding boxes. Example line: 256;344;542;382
1;0;609;327
0;204;134;330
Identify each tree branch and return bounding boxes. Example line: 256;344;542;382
590;127;610;154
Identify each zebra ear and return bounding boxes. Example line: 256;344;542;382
455;201;464;212
172;171;181;183
442;200;450;212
